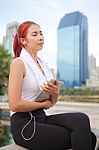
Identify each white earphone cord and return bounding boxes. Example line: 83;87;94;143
21;112;36;141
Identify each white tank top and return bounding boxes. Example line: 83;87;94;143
10;49;54;116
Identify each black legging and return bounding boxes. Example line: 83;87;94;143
10;109;96;150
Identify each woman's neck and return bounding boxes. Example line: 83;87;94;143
25;47;38;61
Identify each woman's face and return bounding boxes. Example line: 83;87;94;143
25;24;44;52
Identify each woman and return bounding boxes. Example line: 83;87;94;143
8;21;96;150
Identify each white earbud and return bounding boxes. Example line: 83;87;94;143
23;41;27;45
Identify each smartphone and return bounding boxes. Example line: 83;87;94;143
50;79;56;85
58;80;64;86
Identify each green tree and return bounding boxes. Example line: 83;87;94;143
0;45;12;95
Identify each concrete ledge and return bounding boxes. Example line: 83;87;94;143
0;144;28;150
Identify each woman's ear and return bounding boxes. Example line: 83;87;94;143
20;38;27;46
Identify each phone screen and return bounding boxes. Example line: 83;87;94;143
50;79;56;84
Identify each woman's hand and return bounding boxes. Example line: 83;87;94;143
40;80;59;105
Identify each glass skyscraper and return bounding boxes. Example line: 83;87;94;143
57;11;88;87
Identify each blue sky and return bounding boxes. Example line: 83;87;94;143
0;0;99;68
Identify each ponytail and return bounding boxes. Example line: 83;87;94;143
13;34;22;58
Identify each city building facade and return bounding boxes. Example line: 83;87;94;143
3;22;19;54
57;11;88;87
89;54;96;78
86;54;99;89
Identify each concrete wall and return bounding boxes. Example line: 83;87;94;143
0;144;28;150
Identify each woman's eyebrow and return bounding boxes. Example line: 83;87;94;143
31;30;42;34
31;31;38;34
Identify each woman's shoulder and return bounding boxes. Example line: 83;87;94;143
10;57;25;70
9;57;26;76
11;57;23;64
10;58;26;76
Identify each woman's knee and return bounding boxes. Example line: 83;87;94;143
75;112;91;129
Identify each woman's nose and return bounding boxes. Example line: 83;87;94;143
38;34;43;40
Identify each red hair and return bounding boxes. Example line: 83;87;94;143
13;21;38;58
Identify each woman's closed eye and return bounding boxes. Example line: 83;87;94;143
31;32;37;36
31;31;43;36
